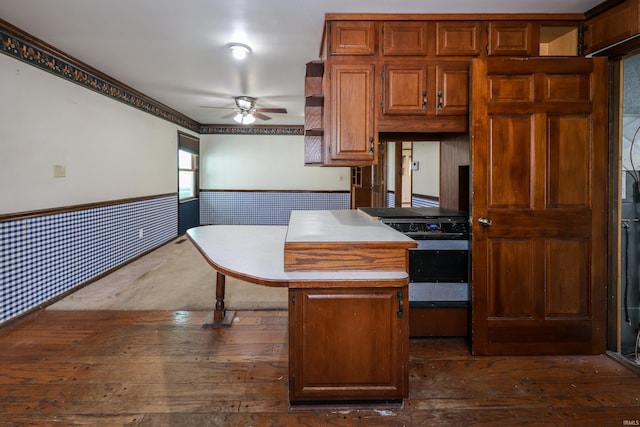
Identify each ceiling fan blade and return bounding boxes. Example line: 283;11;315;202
200;105;234;109
253;112;272;121
255;107;287;114
221;111;237;119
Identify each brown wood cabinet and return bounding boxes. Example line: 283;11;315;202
488;21;537;56
436;21;482;56
382;21;430;56
326;62;377;164
329;21;376;56
288;284;409;402
435;62;469;116
379;60;469;132
584;0;640;54
382;62;428;115
312;14;584;166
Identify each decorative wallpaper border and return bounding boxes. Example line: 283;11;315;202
0;20;302;136
199;125;304;135
0;23;200;132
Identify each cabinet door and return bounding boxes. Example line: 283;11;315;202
382;21;430;56
382;62;428;115
436;21;482;56
289;286;409;402
328;62;376;163
435;62;469;116
488;22;537;56
329;21;376;56
584;0;640;55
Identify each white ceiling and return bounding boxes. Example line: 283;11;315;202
0;0;604;126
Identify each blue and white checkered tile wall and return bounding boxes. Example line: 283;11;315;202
0;195;177;324
200;191;351;225
386;192;439;208
412;195;439;208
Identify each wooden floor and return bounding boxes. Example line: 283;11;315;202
1;310;640;427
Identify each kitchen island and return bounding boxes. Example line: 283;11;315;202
187;209;416;403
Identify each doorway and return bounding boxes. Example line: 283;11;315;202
618;53;640;362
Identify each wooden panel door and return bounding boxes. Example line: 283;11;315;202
470;57;608;355
288;285;409;402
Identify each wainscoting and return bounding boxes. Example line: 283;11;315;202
199;190;350;225
0;195;177;324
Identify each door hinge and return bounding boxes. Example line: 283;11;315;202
291;292;296;305
397;290;404;318
578;25;588;56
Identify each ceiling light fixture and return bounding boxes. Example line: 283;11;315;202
234;111;256;125
226;42;252;60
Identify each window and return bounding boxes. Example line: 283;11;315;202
179;149;198;200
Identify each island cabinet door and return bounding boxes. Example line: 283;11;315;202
288;284;409;403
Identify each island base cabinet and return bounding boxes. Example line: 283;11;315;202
288;283;409;403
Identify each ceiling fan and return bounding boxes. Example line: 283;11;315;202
202;96;287;124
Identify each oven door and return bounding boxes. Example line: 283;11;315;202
408;239;468;283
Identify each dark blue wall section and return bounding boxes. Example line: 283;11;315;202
178;198;200;235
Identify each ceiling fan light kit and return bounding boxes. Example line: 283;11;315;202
234;112;256;125
226;42;252;60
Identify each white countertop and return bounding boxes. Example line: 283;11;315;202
285;210;416;245
187;224;409;287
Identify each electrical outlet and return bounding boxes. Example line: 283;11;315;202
53;164;66;178
138;229;144;239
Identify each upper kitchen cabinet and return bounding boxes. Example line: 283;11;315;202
328;21;376;56
539;26;580;55
435;62;469;116
381;62;428;116
487;22;537;56
583;0;640;55
436;22;482;56
325;62;377;165
382;21;431;56
379;60;469;132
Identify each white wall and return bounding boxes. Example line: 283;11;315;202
201;134;350;190
385;141;439;197
412;141;440;197
0;54;195;215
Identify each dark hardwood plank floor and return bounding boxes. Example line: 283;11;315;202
1;309;639;426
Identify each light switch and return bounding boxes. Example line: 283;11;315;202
53;164;66;178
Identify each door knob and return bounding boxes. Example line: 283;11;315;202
478;217;492;227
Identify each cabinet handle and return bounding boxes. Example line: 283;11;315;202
422;90;427;110
437;91;443;110
369;136;374;155
397;290;404;318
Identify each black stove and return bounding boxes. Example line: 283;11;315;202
359;207;470;308
359;207;469;240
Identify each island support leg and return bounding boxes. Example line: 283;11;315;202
202;271;236;328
